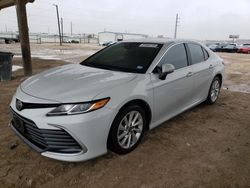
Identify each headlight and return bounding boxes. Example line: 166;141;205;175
47;98;110;116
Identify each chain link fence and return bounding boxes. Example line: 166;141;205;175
0;32;99;44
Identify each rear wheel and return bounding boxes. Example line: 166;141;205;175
107;105;146;154
206;76;221;104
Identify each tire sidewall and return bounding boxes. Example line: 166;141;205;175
107;105;146;154
206;76;221;104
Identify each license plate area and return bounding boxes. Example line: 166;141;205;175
12;115;26;135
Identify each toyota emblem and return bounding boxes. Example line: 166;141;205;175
16;99;23;111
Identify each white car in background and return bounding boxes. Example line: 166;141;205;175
10;39;224;162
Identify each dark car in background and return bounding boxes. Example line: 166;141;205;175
207;44;220;52
207;43;228;52
220;44;239;53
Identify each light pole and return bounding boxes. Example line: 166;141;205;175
53;4;62;46
71;21;73;36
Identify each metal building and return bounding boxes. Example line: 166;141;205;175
98;31;148;45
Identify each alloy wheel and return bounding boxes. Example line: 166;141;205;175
210;79;220;102
117;111;143;149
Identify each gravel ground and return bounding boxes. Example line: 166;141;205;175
0;45;250;188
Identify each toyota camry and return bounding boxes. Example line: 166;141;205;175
10;39;224;162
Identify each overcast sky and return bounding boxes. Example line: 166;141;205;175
0;0;249;40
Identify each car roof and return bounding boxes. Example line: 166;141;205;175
119;38;202;45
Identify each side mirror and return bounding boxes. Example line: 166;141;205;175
159;64;175;80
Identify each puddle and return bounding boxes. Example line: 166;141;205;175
12;65;22;72
223;84;250;94
14;54;60;60
13;49;97;63
32;55;60;60
231;71;243;75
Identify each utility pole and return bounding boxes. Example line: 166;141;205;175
53;4;62;46
174;13;180;39
61;17;64;42
70;21;73;36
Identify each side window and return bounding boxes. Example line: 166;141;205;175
159;44;188;70
202;47;209;61
187;43;205;64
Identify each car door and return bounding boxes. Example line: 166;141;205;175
150;43;195;128
186;43;214;102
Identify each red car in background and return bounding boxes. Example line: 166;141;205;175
237;44;250;54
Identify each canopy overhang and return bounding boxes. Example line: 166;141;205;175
0;0;34;10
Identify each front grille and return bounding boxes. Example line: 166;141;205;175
15;99;60;111
10;108;82;154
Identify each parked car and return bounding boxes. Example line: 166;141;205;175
10;39;224;162
70;40;79;43
0;34;20;44
207;43;228;52
207;44;220;52
63;39;71;43
237;44;250;54
220;44;239;53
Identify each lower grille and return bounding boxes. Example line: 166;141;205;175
10;108;82;154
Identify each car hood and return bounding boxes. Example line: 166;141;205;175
21;64;136;103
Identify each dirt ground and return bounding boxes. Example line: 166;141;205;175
0;49;250;187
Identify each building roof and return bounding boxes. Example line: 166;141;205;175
120;38;173;44
119;38;203;44
99;31;148;38
0;0;34;10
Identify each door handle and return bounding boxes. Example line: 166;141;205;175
186;72;193;77
209;65;214;69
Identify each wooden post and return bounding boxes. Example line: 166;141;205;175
16;0;32;76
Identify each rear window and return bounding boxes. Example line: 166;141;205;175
187;43;205;64
202;48;209;61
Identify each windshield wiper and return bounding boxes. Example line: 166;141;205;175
82;62;121;71
82;62;142;73
93;64;122;71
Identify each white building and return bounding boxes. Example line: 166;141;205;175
98;31;148;45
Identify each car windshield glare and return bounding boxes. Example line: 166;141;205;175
81;42;163;73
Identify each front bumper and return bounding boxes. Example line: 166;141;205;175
10;94;117;162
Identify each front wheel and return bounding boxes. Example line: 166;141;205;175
206;76;221;104
107;105;146;154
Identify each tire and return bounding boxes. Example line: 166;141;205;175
206;76;221;105
107;105;146;154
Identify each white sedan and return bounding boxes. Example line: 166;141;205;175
10;39;224;162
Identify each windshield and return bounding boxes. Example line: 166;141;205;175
81;42;163;73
